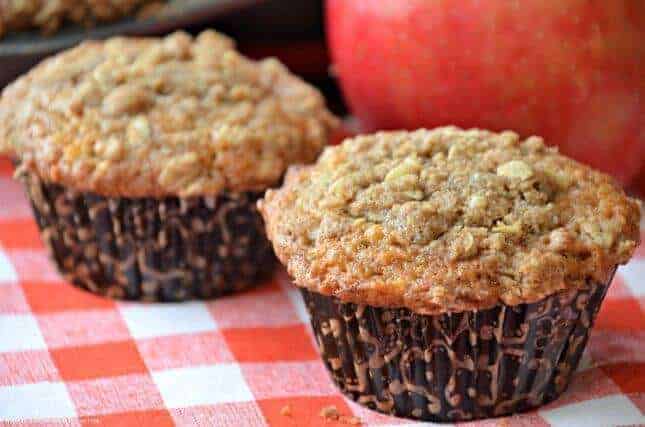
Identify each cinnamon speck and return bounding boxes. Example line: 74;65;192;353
319;406;362;425
280;404;292;417
343;415;362;425
319;405;340;420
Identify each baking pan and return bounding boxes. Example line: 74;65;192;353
0;0;263;88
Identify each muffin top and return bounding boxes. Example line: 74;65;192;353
0;31;338;197
259;127;641;314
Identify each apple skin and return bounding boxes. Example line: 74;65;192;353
327;0;645;185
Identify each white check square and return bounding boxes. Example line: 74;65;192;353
152;364;253;408
0;382;76;421
618;260;645;297
0;248;17;285
0;314;46;352
539;394;644;427
119;302;217;339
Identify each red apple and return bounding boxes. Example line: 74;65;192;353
327;0;645;185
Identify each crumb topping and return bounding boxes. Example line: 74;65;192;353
259;127;641;314
0;0;160;38
0;30;338;197
319;405;340;420
280;405;292;417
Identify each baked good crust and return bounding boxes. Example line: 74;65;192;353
0;0;161;38
259;127;641;314
0;31;338;197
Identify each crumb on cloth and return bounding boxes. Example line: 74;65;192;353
319;405;362;425
280;404;292;417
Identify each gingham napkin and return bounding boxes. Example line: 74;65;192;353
0;156;643;427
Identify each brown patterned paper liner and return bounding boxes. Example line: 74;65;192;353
301;274;613;423
20;172;276;301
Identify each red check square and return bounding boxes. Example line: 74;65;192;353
222;325;318;363
601;362;645;394
23;281;116;313
0;219;43;249
80;410;174;427
51;341;147;381
257;396;353;427
595;296;645;333
0;156;14;176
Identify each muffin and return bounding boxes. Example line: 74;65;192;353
0;30;337;301
0;0;163;38
259;127;641;422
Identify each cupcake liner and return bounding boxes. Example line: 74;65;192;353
21;172;276;301
301;274;613;422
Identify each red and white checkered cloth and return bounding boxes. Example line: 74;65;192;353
0;155;643;427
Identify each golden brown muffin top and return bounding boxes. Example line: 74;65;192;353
259;127;641;314
0;31;338;197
